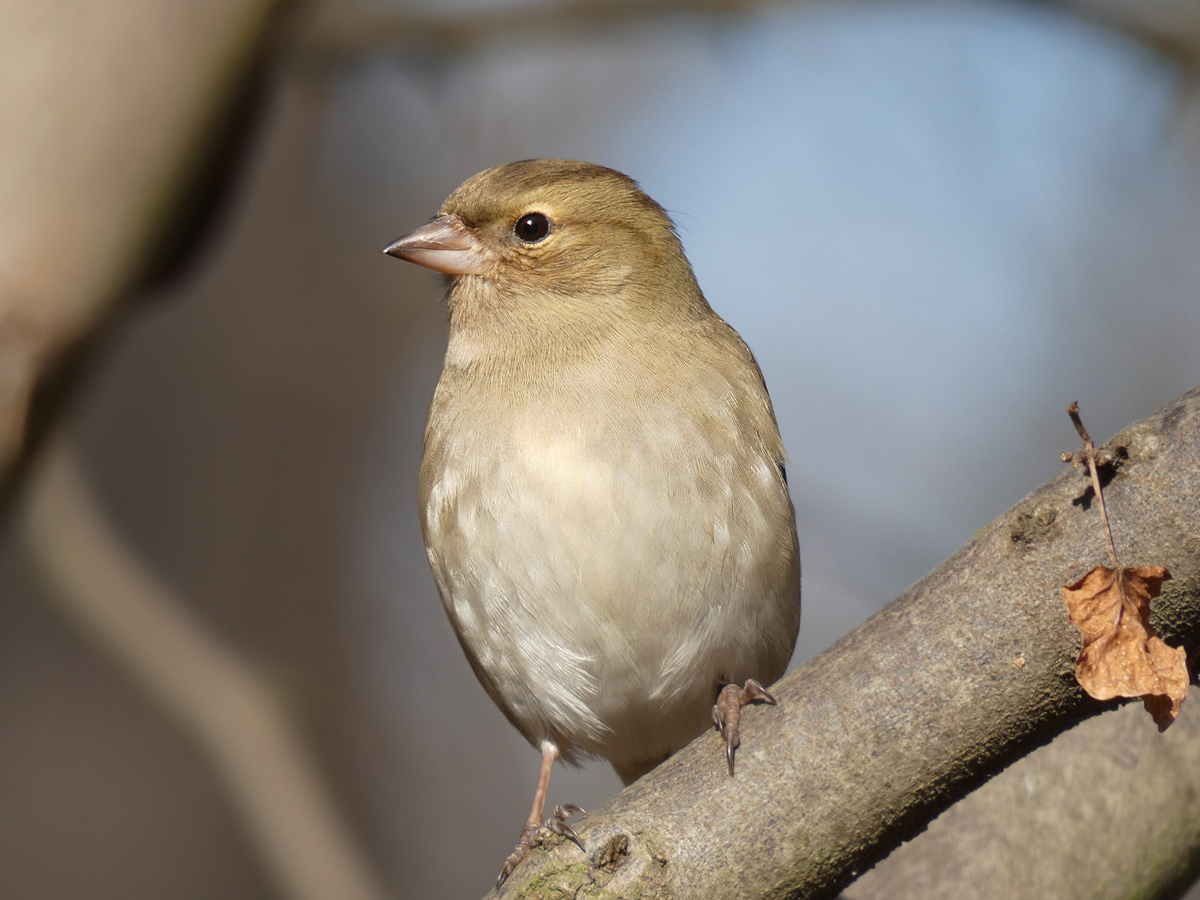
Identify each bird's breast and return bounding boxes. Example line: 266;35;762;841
417;349;799;765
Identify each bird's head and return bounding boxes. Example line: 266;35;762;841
385;160;707;337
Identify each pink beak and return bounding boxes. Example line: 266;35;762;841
384;214;488;276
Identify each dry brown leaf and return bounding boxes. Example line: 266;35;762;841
1062;565;1186;730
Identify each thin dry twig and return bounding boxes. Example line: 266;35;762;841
1062;401;1119;567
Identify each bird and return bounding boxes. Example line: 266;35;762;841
384;159;800;885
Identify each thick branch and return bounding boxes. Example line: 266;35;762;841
845;698;1200;899
498;384;1200;899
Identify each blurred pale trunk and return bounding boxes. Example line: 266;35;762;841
0;0;283;490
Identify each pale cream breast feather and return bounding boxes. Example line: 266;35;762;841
419;319;797;769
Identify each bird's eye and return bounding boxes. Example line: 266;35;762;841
513;212;551;243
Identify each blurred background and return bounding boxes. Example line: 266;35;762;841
1;0;1199;897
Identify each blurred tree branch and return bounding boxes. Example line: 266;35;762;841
20;441;390;900
1061;0;1200;61
0;0;290;499
499;385;1200;900
292;0;1200;60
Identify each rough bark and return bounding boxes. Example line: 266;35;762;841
844;698;1200;900
496;384;1200;899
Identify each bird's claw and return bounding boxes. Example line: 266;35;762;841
496;836;531;889
542;804;587;851
713;679;777;776
724;722;739;775
495;805;587;888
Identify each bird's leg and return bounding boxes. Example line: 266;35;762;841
712;679;777;776
496;741;586;887
497;741;556;885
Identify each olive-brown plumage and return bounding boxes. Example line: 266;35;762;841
385;159;800;881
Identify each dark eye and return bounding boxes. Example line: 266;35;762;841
513;212;550;243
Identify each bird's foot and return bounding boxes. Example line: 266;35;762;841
712;679;777;776
496;804;586;887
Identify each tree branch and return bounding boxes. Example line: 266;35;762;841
20;441;390;900
292;0;1200;62
497;384;1200;899
0;0;286;497
845;698;1200;899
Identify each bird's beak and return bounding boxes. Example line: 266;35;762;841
383;214;489;276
